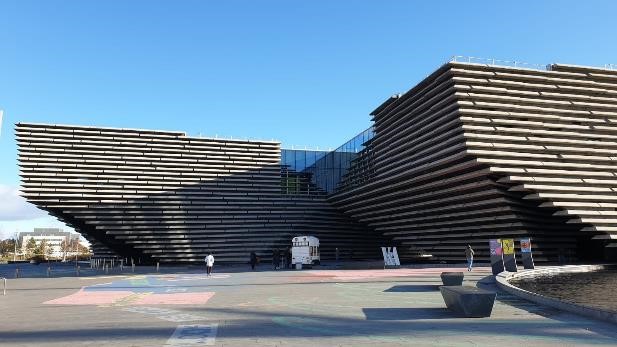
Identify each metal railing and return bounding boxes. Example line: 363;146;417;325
449;55;548;70
449;55;617;72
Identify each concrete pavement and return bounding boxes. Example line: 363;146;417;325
1;264;616;346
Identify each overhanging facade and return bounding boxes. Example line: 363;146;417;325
16;124;381;263
17;60;617;263
330;62;617;263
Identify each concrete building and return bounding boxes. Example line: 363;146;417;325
19;228;81;259
16;59;617;263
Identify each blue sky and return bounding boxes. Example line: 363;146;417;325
1;0;616;238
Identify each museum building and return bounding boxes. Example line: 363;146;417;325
17;59;617;263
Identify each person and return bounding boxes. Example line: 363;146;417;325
465;245;474;271
250;251;258;270
205;253;214;277
286;247;292;269
273;249;280;270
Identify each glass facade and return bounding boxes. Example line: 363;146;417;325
281;127;374;194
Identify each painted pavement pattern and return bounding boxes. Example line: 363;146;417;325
1;265;617;346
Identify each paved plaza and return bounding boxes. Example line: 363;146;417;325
1;263;617;346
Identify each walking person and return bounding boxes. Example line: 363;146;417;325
273;249;280;270
465;245;474;271
250;251;258;271
286;247;292;269
205;252;215;277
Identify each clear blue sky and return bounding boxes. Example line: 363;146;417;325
1;0;616;236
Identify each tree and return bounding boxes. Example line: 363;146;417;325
34;239;47;259
0;239;16;256
45;241;54;259
77;242;91;255
26;238;37;258
61;238;70;261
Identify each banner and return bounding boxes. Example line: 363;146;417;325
519;238;535;269
520;238;531;253
502;238;517;272
502;239;515;255
489;239;503;256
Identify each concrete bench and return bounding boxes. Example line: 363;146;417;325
440;272;464;286
439;286;497;318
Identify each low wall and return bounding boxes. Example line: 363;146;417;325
496;265;617;325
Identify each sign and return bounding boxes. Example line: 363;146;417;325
489;239;502;256
519;238;535;269
489;239;505;275
502;239;515;255
520;238;531;253
381;247;400;267
502;239;517;272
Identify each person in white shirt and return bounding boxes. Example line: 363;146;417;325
205;253;215;277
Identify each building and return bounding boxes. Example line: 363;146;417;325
16;59;617;263
19;228;81;259
16;125;382;263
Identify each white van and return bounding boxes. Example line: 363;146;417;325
292;236;320;266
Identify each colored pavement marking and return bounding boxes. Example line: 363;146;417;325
163;274;230;281
44;288;134;305
165;324;218;346
45;273;218;305
122;306;207;322
133;292;215;305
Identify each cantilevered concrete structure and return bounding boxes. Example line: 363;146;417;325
16;59;617;263
331;61;617;263
16;124;381;263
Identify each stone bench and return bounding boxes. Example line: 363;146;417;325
439;286;497;318
440;272;464;286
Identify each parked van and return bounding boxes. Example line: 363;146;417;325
291;236;320;266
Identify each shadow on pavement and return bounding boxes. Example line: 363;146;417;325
383;284;439;292
363;307;451;320
0;326;175;342
179;306;617;343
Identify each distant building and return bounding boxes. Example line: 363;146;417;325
19;228;81;259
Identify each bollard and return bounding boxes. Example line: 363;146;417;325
76;265;80;277
156;262;159;273
105;264;109;274
2;277;6;295
120;259;124;271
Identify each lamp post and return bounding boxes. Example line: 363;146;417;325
13;231;18;262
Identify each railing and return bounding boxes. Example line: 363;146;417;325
449;55;548;70
450;55;617;72
1;277;6;295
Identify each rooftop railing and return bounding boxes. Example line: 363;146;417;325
449;55;617;72
449;55;548;70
